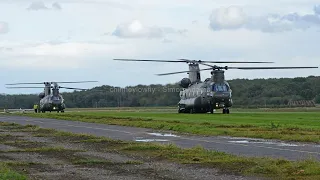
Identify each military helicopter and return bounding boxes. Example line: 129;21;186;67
5;81;98;113
114;58;318;114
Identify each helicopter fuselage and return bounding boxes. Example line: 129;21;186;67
39;94;65;112
178;79;233;113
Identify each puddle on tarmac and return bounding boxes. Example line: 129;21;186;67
147;133;180;137
222;136;315;147
135;139;169;142
228;140;299;147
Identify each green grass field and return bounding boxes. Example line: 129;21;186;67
18;107;320;143
0;162;27;180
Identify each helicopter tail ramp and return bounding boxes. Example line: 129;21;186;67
3;109;33;114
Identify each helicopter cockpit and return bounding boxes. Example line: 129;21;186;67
51;96;60;101
212;83;229;92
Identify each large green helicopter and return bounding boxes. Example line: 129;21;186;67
114;58;318;114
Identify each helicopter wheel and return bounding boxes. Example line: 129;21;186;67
61;110;64;113
223;108;230;114
209;107;214;114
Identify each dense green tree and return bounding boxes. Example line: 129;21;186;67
315;94;320;104
1;76;319;109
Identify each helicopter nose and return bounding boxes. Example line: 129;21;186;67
51;98;61;105
52;101;60;105
213;92;230;99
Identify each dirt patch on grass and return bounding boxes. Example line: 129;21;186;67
0;122;261;180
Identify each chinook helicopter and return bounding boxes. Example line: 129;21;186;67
5;81;98;113
114;58;318;114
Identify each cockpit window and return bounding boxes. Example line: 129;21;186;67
212;84;228;92
52;96;60;101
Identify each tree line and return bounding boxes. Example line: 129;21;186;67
1;76;319;109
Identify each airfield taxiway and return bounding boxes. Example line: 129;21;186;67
0;115;319;161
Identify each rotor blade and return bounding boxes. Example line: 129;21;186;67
157;66;319;76
5;82;45;85
6;81;98;85
226;66;318;70
114;58;274;64
6;87;45;89
156;70;200;76
59;86;87;90
54;81;98;84
113;59;188;62
194;66;318;71
198;62;215;68
179;59;274;64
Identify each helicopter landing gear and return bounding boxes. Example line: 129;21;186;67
61;110;64;113
178;104;186;113
222;108;230;114
209;106;214;114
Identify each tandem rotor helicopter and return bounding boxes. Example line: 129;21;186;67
114;58;318;114
5;81;98;113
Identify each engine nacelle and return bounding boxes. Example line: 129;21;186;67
38;92;45;99
179;78;191;88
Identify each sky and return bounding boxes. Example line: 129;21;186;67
1;0;320;94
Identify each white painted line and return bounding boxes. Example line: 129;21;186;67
148;133;180;137
135;139;169;142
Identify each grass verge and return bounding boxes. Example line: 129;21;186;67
120;143;320;180
0;162;27;180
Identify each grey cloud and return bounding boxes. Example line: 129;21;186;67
75;0;132;10
46;40;66;45
209;6;246;30
162;39;173;43
0;22;9;34
27;1;49;10
112;20;187;38
55;0;132;10
177;29;188;34
52;2;62;10
102;32;110;36
2;0;131;10
314;5;320;15
209;5;320;32
27;1;62;11
0;47;13;51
